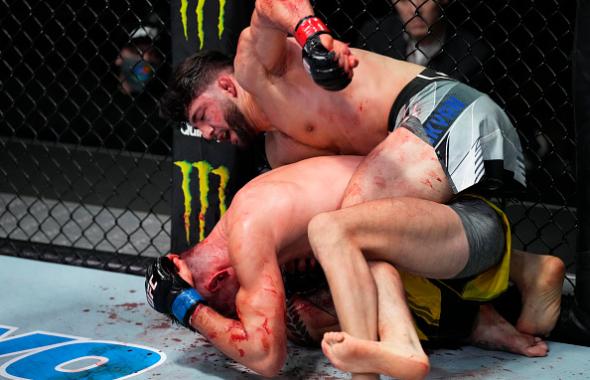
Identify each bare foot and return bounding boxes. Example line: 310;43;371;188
321;331;430;380
470;304;548;357
514;253;565;336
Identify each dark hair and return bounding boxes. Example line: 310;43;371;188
160;50;233;122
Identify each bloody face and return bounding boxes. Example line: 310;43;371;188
222;101;257;147
187;92;256;147
182;241;241;317
204;268;240;316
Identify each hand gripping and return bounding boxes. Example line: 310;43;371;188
145;256;204;329
295;16;352;91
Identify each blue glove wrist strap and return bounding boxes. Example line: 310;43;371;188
172;288;204;323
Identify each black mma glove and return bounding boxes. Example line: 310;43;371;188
145;256;205;330
294;16;351;91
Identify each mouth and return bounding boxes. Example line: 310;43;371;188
214;130;230;142
214;130;243;146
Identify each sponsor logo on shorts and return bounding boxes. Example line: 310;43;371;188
423;95;466;146
175;160;229;244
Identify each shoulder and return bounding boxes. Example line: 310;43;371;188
235;27;256;71
232;177;297;213
224;179;298;245
234;27;260;81
235;31;299;94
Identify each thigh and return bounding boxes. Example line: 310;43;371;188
342;125;453;208
336;196;470;279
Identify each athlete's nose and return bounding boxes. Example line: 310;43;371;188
199;124;215;140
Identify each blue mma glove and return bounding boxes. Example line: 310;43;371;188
145;256;204;329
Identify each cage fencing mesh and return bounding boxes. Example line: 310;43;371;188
0;0;578;278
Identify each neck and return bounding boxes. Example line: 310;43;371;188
239;90;272;132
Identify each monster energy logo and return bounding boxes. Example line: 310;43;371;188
180;0;227;49
175;160;230;244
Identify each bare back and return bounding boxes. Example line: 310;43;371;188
220;155;362;264
235;25;424;159
186;157;363;375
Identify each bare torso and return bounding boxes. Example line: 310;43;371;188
215;155;362;264
188;156;361;375
235;30;424;163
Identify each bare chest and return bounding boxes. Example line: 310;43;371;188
262;92;383;154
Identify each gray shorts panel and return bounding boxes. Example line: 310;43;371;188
448;197;505;278
392;74;526;194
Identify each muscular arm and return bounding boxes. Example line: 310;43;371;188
189;261;286;376
188;193;290;377
254;0;314;35
253;0;357;89
236;1;313;87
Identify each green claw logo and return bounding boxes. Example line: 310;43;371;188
175;160;230;244
180;0;227;49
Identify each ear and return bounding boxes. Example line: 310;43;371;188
217;75;237;98
207;268;232;293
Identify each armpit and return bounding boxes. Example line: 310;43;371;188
265;131;333;168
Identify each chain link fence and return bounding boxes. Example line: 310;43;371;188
1;0;172;273
315;0;577;267
0;1;578;276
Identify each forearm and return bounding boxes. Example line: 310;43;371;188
241;1;303;79
254;0;314;34
144;254;286;376
190;304;287;377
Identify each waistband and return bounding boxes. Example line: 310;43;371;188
388;68;455;130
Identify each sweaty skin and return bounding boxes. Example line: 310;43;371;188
170;156;557;379
227;4;561;380
186;0;424;166
179;156;363;377
180;1;563;378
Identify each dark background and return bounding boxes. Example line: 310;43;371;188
0;0;579;270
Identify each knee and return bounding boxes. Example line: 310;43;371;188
307;212;351;261
369;261;401;282
308;212;344;244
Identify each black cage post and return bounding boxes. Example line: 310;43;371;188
575;0;590;313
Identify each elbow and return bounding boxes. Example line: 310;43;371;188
251;347;287;378
255;364;281;378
